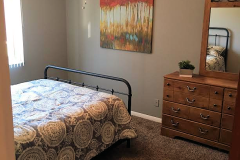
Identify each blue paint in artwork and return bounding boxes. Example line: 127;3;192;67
126;34;129;40
134;35;138;42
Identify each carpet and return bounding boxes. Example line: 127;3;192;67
93;116;229;160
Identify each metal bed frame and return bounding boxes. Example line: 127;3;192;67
44;65;132;148
209;27;230;68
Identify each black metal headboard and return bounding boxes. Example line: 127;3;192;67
209;27;230;66
44;65;132;115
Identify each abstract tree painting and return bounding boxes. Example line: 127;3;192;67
100;0;154;53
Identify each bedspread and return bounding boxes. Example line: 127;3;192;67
11;79;137;160
206;55;225;72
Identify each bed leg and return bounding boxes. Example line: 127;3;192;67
127;139;131;148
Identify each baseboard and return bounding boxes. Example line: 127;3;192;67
131;111;162;123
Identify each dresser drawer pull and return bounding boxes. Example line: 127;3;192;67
187;86;196;92
167;83;170;86
171;120;179;127
186;98;195;104
214;91;218;94
228;107;231;110
229;93;233;97
213;104;217;107
199;128;208;135
171;107;180;113
200;113;210;120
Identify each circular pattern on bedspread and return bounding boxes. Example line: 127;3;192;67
98;92;117;99
49;91;68;99
73;120;93;149
18;147;47;160
40;80;58;87
101;121;115;144
12;104;25;114
84;150;98;160
57;147;75;160
14;125;36;143
33;99;58;111
60;83;77;90
59;105;84;117
119;129;137;139
38;120;66;147
47;149;57;160
89;139;101;150
68;95;90;103
113;101;131;125
84;101;108;120
23;111;49;121
74;87;96;95
31;86;52;93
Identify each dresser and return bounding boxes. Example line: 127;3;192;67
161;72;238;151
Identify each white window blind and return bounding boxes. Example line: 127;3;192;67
4;0;24;68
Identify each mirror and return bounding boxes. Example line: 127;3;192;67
206;8;240;74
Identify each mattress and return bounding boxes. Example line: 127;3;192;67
12;79;137;160
206;55;225;72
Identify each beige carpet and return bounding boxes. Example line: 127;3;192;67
94;116;229;160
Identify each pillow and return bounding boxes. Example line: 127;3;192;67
207;45;226;57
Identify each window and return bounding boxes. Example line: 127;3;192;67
4;0;24;67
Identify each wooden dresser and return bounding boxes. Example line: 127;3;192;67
161;72;238;151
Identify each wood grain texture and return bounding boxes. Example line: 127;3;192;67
229;73;240;160
210;86;224;100
163;89;173;102
211;2;240;7
223;101;235;115
164;72;238;89
161;127;230;151
164;79;174;91
222;114;234;131
209;99;223;112
220;129;232;146
189;107;221;127
163;70;238;151
174;80;210;98
224;89;237;103
199;0;239;81
174;92;209;109
162;101;190;119
162;114;220;141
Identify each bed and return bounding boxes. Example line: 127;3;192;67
12;66;137;160
206;27;230;72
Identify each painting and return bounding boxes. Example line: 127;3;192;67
100;0;154;53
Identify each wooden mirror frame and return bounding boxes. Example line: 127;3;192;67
199;0;240;81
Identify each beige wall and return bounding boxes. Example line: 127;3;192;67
66;0;205;117
0;0;15;159
10;0;68;85
210;8;240;73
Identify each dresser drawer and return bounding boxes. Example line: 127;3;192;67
174;81;210;98
210;86;224;100
162;115;220;141
174;92;209;109
219;129;232;146
189;108;221;127
221;114;234;131
163;101;190;119
224;89;237;103
223;101;235;115
164;79;174;91
209;99;223;113
163;89;173;101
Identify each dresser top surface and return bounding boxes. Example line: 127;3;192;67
165;72;238;89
